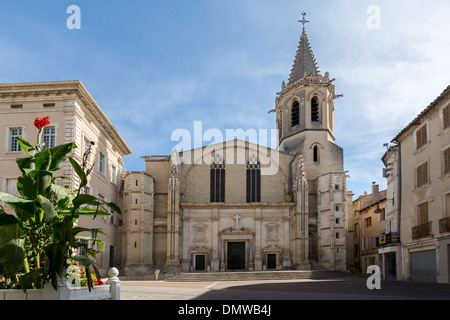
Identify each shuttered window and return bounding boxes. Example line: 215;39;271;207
416;125;427;149
416;162;428;188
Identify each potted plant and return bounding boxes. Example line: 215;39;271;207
0;116;120;295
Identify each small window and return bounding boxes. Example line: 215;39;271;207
418;202;429;225
42;127;56;149
416;162;428;188
83;138;92;162
99;153;105;174
364;217;372;228
291;101;300;127
443;104;450;130
111;165;117;184
311;96;319;122
443;147;450;175
11;104;23;109
9;128;22;152
313;145;319;163
43;103;55;108
416;124;427;150
445;193;450;218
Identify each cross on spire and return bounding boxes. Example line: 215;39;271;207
298;11;309;32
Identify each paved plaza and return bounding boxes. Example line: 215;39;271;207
120;275;450;300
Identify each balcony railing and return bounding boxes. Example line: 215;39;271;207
439;217;450;234
412;222;432;239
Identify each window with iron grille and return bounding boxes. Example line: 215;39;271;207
246;155;261;203
42;127;56;149
9;128;22;152
210;155;225;202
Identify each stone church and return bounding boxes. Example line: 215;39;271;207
120;27;352;275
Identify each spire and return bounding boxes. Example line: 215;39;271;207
287;13;320;85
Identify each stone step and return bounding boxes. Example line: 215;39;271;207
166;270;350;282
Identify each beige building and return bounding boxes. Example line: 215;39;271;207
0;80;132;275
120;29;353;276
385;85;450;283
352;184;386;275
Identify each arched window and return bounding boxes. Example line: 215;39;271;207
246;155;261;203
311;96;319;122
313;145;320;163
291;101;300;127
210;155;225;202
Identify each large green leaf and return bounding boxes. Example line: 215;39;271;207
47;142;77;172
0;212;20;226
0;192;35;222
16;157;35;175
44;243;67;289
19;268;44;291
51;184;71;202
0;192;33;204
0;224;25;278
68;156;87;188
17;175;37;199
37;195;57;221
16;137;36;158
72;194;98;209
34;148;51;172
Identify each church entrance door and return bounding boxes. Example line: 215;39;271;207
227;242;245;270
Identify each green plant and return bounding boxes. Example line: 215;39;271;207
0;116;120;291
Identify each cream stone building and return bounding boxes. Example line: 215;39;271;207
121;29;352;275
0;80;132;275
352;184;387;275
384;85;450;283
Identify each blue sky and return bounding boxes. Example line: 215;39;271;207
1;0;449;197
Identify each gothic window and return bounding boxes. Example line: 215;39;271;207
313;145;320;163
210;155;225;202
246;155;261;203
291;101;300;127
311;96;319;122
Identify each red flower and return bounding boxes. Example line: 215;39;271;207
34;116;50;130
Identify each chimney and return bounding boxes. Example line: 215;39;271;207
372;182;379;202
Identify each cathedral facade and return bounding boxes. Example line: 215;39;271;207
120;28;352;275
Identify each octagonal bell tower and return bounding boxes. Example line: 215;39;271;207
275;26;344;178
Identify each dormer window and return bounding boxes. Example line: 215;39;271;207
291;101;300;127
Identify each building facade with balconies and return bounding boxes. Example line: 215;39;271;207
389;85;450;283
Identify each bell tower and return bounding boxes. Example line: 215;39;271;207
275;13;344;178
